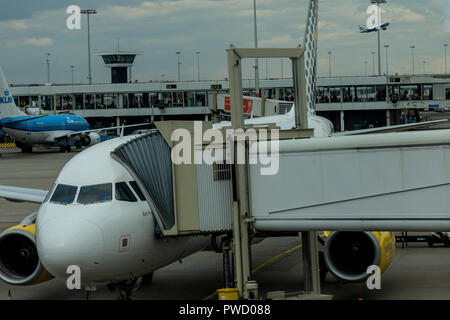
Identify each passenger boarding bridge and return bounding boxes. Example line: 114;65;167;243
8;73;450;131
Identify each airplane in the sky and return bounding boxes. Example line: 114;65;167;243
359;22;390;33
0;67;148;153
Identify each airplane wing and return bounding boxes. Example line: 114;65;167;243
0;185;48;204
53;123;151;141
333;119;449;137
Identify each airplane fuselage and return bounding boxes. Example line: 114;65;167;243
35;136;208;284
0;115;90;145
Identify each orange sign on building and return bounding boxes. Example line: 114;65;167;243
224;96;253;114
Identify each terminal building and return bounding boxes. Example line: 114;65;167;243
8;73;450;132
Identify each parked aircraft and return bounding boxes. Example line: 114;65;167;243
0;67;147;153
0;136;210;299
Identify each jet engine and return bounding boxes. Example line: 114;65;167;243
323;231;395;282
0;224;53;285
81;132;101;147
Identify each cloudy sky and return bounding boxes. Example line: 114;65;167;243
0;0;448;84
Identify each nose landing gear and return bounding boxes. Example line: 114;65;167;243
107;273;153;300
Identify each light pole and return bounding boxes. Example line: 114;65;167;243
384;45;390;75
45;52;51;83
328;51;332;77
365;61;368;76
266;58;269;80
70;65;75;86
444;44;448;74
423;60;426;74
372;51;376;75
253;0;260;96
195;51;200;81
280;59;284;79
370;0;387;75
81;9;97;85
410;45;415;74
176;51;181;81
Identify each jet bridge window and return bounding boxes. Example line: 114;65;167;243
115;182;137;202
50;184;78;205
77;183;112;205
129;181;146;201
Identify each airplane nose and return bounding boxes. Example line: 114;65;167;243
36;218;104;281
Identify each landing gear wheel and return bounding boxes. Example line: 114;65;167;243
141;272;154;286
109;279;140;300
60;145;71;153
427;240;434;247
21;146;32;153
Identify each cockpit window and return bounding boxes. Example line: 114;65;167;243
129;181;146;201
44;183;56;203
115;182;137;202
50;184;78;205
77;183;112;205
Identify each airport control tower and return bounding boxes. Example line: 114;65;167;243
97;51;143;83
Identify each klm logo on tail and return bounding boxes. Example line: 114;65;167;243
0;90;12;104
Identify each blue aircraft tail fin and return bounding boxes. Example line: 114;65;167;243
0;67;25;119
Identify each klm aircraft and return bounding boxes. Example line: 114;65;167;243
0;67;146;153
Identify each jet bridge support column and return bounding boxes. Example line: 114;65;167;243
227;44;320;299
302;232;321;294
228;46;252;299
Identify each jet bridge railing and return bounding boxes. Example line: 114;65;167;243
249;129;450;232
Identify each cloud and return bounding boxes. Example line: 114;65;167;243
6;37;53;48
0;0;448;83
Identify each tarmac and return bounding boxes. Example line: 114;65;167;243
1;145;450;300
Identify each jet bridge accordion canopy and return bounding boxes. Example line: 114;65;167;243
111;133;175;231
111;125;234;236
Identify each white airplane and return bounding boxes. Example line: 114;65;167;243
0;67;149;153
213;103;447;137
0;135;210;299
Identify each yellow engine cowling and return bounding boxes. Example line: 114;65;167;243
322;231;395;282
0;224;54;285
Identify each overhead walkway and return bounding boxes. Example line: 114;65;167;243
250;129;450;232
